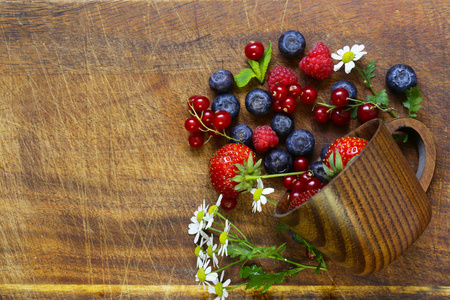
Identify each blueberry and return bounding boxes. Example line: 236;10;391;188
386;64;418;93
209;69;235;93
310;161;328;183
286;129;315;157
278;30;306;58
264;148;293;174
245;88;273;116
229;124;253;147
270;113;294;138
331;80;358;99
211;93;240;120
320;144;331;160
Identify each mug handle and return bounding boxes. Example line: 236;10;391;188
384;117;436;192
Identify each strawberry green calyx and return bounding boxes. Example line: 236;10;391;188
322;150;357;180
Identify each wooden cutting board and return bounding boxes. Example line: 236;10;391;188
0;1;448;299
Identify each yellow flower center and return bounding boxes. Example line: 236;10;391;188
195;245;202;257
215;282;224;296
207;245;213;258
253;188;263;201
208;205;217;215
196;211;204;223
342;51;355;63
219;232;228;245
197;268;206;282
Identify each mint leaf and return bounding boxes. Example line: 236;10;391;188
367;89;388;108
362;60;376;86
248;59;262;81
258;40;272;83
235;68;257;88
403;87;422;117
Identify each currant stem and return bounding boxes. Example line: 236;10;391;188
245;171;308;181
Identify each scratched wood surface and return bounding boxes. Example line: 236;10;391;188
0;1;448;299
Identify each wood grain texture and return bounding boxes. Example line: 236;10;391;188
0;0;448;299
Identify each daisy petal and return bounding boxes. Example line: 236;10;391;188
351;44;365;53
344;61;356;74
336;49;346;56
353;51;367;61
334;61;344;72
331;53;342;60
262;188;275;195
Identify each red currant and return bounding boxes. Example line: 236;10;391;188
201;110;215;128
331;107;351;126
212;110;232;130
245;41;265;61
208;125;224;139
306;178;322;190
221;197;237;210
192;96;210;112
331;88;349;107
281;96;297;114
306;250;316;260
300;86;318;104
272;84;288;101
272;100;284;113
289;190;302;202
313;105;330;123
291;179;306;193
298;172;312;183
188;132;204;148
288;83;302;98
184;117;202;132
357;103;379;123
293;157;309;172
282;175;297;190
188;95;199;107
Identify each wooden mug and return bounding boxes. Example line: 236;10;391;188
274;118;436;275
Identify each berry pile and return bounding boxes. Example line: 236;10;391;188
184;30;420;211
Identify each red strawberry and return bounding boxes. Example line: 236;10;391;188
288;189;319;210
209;143;256;198
322;137;368;179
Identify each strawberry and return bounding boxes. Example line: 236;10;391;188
209;143;256;198
288;189;319;211
322;137;368;180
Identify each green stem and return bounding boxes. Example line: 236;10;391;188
217;213;248;241
226;282;248;291
212;258;246;274
355;65;377;95
245;171;308;181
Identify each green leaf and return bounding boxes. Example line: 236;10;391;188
367;89;389;107
393;133;409;143
276;222;289;231
258;40;272;83
228;242;252;259
403;87;422;117
248;59;262;80
350;106;359;119
235;68;257;88
240;265;301;293
362;60;376;86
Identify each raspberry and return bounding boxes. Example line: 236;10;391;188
267;66;298;93
299;42;333;80
252;125;279;154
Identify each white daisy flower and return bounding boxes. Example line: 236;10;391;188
208;271;231;300
188;199;209;244
206;233;219;268
217;220;231;257
250;179;274;213
195;259;218;291
332;44;367;74
208;194;223;216
195;236;208;268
